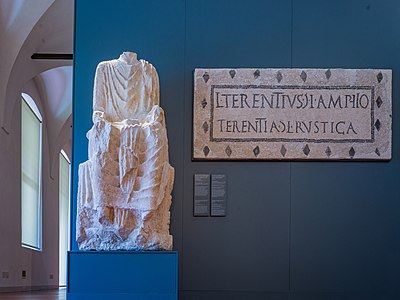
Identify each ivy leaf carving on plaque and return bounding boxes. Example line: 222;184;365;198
203;72;210;83
276;71;283;83
203;146;210;157
280;144;287;157
375;119;381;131
300;71;307;82
377;72;383;83
349;147;355;158
376;96;383;108
325;69;331;80
202;121;209;133
201;98;207;108
325;146;332;157
253;146;260;157
225;145;232;157
303;144;310;156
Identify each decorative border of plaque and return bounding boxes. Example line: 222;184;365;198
193;68;392;160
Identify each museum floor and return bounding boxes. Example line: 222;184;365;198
0;288;66;299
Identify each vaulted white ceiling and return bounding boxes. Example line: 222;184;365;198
0;0;74;176
0;0;73;134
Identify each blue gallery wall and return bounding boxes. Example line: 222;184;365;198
73;0;400;299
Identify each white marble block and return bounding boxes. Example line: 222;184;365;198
77;52;174;251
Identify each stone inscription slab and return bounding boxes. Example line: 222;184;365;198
211;174;227;217
194;174;210;216
193;68;392;160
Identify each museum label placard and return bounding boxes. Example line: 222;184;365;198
211;174;227;217
194;174;210;217
193;68;392;160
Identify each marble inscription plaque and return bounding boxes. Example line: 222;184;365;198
193;68;392;160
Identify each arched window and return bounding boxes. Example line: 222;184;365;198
21;93;42;250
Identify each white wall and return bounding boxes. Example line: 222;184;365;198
0;0;73;291
0;80;67;290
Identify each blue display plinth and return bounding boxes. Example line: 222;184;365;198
67;251;178;300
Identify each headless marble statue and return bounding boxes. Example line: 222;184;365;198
76;52;174;250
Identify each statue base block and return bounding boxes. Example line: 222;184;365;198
67;251;178;300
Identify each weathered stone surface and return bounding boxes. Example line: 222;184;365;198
77;52;174;250
193;68;392;160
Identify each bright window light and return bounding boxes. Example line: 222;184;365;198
21;95;42;251
59;150;70;286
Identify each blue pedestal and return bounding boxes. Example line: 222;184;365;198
67;251;178;300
